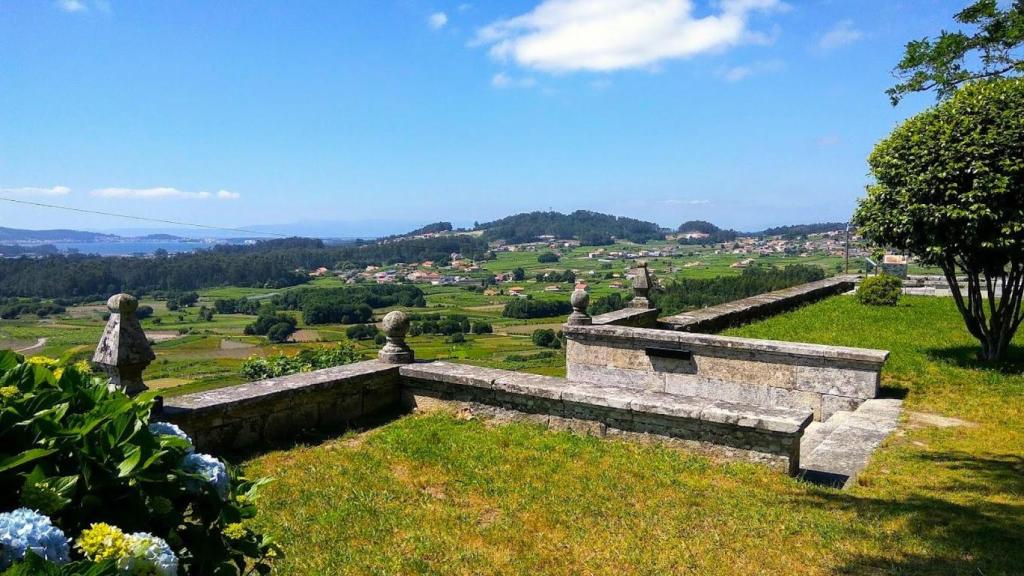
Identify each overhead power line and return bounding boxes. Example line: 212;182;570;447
0;196;289;238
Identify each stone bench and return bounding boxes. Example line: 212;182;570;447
400;361;813;474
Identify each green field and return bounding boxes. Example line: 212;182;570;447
245;295;1023;575
0;243;863;395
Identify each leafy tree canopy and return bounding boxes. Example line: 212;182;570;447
856;77;1024;360
888;0;1024;104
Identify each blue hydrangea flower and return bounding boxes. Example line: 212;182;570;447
148;421;194;452
181;453;229;499
119;532;178;576
0;508;70;569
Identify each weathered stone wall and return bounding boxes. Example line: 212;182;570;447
564;324;887;421
160;360;402;453
591;307;660;328
400;362;810;474
659;275;857;333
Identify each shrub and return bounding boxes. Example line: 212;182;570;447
345;324;379;340
373;333;387;346
446;332;466;344
537;253;560;263
240;343;361;380
0;351;280;574
857;274;903;306
531;329;561;349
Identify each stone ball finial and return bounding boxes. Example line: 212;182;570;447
378;310;415;364
567;288;592;325
107;293;139;314
381;310;410;338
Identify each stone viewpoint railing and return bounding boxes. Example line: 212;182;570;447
89;272;886;477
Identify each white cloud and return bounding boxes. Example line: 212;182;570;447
90;187;241;200
717;58;783;82
662;199;710;206
56;0;88;12
473;0;786;73
491;72;537;88
1;186;71;197
818;20;862;51
428;12;448;30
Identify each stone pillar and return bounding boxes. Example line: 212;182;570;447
629;262;653;309
378;310;415;364
566;288;592;325
93;293;156;396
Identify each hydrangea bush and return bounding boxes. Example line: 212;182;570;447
0;351;280;575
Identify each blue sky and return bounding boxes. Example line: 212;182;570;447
0;0;964;235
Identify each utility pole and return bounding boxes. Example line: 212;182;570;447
844;222;851;274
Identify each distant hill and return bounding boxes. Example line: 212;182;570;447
758;222;847;238
0;244;59;257
404;222;454;237
0;227;119;243
676;221;739;244
476;210;666;245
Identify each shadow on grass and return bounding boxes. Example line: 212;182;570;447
797;450;1024;575
926;344;1024;374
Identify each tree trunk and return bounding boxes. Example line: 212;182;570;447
942;260;1024;363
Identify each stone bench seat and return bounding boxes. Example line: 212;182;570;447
400;361;813;474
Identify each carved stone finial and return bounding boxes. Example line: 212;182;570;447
93;293;155;396
629;262;653;309
567;288;592;325
378;310;415;364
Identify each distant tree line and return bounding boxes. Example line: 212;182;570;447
676;221;740;245
477;210;666;244
0;235;489;299
652;265;826;316
535;270;576;283
502;298;573;319
759;222;847;238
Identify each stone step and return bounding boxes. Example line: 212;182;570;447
799;410;853;455
800;398;902;488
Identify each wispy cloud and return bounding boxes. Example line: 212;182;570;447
1;186;71;197
717;59;784;82
817;20;862;51
491;72;536;89
428;12;448;30
473;0;787;73
56;0;88;12
90;187;241;200
662;199;711;206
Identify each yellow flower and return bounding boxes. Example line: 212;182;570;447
76;523;131;562
223;523;247;540
53;368;64;380
0;386;17;401
27;356;59;368
73;360;93;374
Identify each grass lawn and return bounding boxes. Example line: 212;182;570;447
246;295;1023;575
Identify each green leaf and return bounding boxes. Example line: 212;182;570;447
0;448;57;473
117;446;143;477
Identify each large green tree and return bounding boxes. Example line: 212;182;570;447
855;78;1024;361
888;0;1023;105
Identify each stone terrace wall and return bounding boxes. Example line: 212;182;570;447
659;275;857;333
399;362;809;474
161;360;401;453
564;324;887;421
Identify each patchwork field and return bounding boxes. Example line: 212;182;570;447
246;295;1023;575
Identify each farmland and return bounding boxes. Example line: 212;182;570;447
0;240;859;395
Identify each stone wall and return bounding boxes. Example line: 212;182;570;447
659;275;857;333
591;307;660;327
564;324;888;421
400;362;810;474
160;360;402;453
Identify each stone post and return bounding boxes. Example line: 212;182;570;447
378;310;415;364
629;262;653;309
93;293;156;396
566;288;592;325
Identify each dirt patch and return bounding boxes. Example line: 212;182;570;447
220;339;257;350
906;411;975;429
147;377;192;390
0;339;34;352
291;330;321;343
147;331;181;343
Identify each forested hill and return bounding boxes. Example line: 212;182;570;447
476;210;666;245
0;235;490;300
758;222;847;238
0;227;118;243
